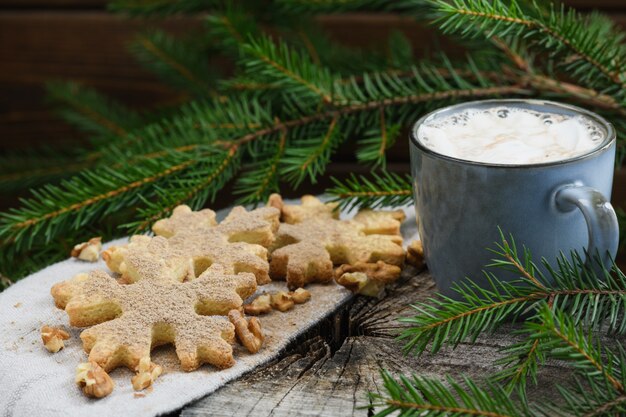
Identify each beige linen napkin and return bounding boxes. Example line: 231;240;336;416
0;201;416;417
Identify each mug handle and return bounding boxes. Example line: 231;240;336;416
555;183;619;270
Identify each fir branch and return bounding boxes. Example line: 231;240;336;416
431;0;626;95
355;108;400;168
6;75;519;251
371;370;531;417
131;30;217;95
206;7;261;55
499;338;542;391
524;74;626;117
0;153;199;251
234;127;287;204
374;345;626;417
399;277;542;355
46;81;143;141
327;171;413;210
496;306;626;416
0;148;89;192
399;233;626;357
532;305;624;392
241;34;335;104
128;145;240;231
282;116;341;186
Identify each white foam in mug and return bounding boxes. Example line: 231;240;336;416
416;106;606;165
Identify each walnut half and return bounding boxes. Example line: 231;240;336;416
71;237;102;262
131;356;163;391
288;288;311;304
41;325;70;353
244;293;272;316
75;361;114;398
335;261;401;297
270;291;295;312
406;240;425;269
229;309;264;353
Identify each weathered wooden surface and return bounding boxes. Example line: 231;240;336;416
180;268;576;417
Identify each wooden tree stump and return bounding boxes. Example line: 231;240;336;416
180;268;579;416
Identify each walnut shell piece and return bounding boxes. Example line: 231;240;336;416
244;293;272;316
336;272;372;295
228;309;264;353
71;237;102;262
406;240;425;269
131;356;163;391
289;288;311;304
335;261;401;297
270;291;295;312
75;361;114;398
41;325;70;353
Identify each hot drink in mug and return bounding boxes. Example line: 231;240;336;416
409;99;619;296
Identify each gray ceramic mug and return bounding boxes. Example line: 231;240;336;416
409;99;619;297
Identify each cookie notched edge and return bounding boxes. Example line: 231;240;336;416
50;267;257;378
102;204;281;286
266;194;406;289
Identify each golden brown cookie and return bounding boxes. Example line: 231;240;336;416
268;194;406;289
152;205;217;238
103;205;280;285
51;265;256;373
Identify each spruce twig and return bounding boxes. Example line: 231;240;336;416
375;237;626;416
4;0;626;284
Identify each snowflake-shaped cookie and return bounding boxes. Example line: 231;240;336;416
268;194;406;289
104;205;280;285
51;265;256;372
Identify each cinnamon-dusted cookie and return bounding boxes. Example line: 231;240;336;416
152;205;217;238
268;194;406;289
51;265;256;374
103;205;280;285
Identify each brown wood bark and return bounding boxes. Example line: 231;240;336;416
180;268;578;416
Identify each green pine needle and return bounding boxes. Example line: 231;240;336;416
430;0;626;99
0;152;199;252
399;231;626;358
281;117;343;186
46;81;144;143
0;147;88;192
240;34;336;104
376;239;626;416
327;172;413;210
371;369;532;417
130;30;219;95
